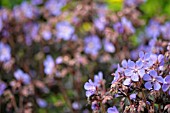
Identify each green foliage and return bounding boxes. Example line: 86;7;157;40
106;0;123;12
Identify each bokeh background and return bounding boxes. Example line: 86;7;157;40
0;0;170;113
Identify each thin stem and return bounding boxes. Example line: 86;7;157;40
141;89;149;112
58;81;74;113
101;102;105;113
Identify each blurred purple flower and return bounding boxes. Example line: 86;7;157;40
143;70;164;90
124;0;147;7
31;0;43;5
20;2;39;19
84;35;101;55
121;17;135;33
84;79;96;97
43;55;55;75
94;16;107;31
103;39;115;53
14;69;31;84
36;98;48;108
107;106;119;113
0;17;3;32
55;56;63;64
0;82;6;96
162;75;170;95
161;22;170;40
56;21;75;40
145;20;160;38
42;30;52;41
113;22;124;34
113;17;135;34
0;42;11;62
45;0;65;16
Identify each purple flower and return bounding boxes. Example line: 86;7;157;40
124;0;146;7
20;2;39;19
84;79;96;97
130;93;136;100
45;0;65;16
84;35;101;55
56;21;75;40
31;0;43;5
14;69;31;84
43;55;55;75
103;39;115;53
113;17;135;34
113;22;124;34
42;30;52;41
36;98;48;108
121;17;135;34
161;22;170;40
0;82;6;96
107;106;119;113
138;51;153;68
150;53;164;70
0;42;11;62
94;16;107;31
0;17;3;32
94;71;103;87
143;70;164;90
145;20;160;38
91;101;99;110
123;60;145;85
55;56;63;64
162;75;170;95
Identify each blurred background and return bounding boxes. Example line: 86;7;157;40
0;0;170;113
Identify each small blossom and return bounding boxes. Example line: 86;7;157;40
162;75;170;95
42;30;52;41
161;22;170;40
0;42;11;62
94;71;103;87
84;35;101;55
56;21;75;40
36;98;48;108
45;0;65;16
0;82;6;96
145;20;160;38
84;79;96;97
103;39;115;53
43;55;55;75
14;69;31;84
143;70;164;90
124;60;145;85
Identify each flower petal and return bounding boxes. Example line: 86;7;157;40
138;69;145;78
156;76;164;83
136;60;143;69
165;75;170;83
154;81;161;90
124;69;133;76
149;70;158;77
131;74;139;82
128;60;135;69
162;84;169;92
139;51;144;58
123;78;131;85
144;81;152;90
143;74;152;81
